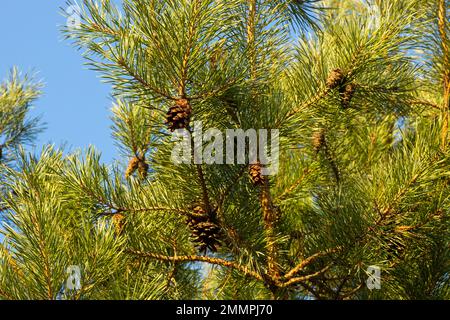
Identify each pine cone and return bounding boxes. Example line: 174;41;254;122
249;162;264;186
125;157;140;178
312;129;326;154
326;68;345;89
165;99;192;132
138;159;149;179
340;82;357;108
186;205;222;253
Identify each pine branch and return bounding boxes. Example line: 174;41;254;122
179;0;201;97
247;0;257;78
0;288;14;300
340;283;364;300
297;282;324;300
164;239;179;292
284;247;342;280
127;113;139;156
76;180;193;217
279;264;332;288
323;140;340;184
28;207;54;299
282;87;331;124
125;249;263;281
438;0;450;149
409;99;441;110
333;273;351;300
196;164;212;214
260;178;280;280
217;166;247;210
0;243;24;280
377;172;421;220
99;206;194;217
116;58;176;101
282;43;367;125
188;80;240;101
276;167;311;201
244;0;283;283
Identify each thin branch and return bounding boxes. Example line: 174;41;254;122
298;282;324;300
117;58;176;101
409;99;441;110
165;240;179;291
323;140;340;184
279;265;332;288
125;249;263;281
217;166;247;210
333;273;350;300
179;0;201;97
261;177;280;279
196;164;212;214
438;0;450;149
284;247;341;280
189;79;240;101
99;206;195;217
283;87;331;124
0;288;14;300
276;168;311;201
247;0;257;78
78;182;193;217
340;283;364;300
188;125;212;214
377;172;421;221
0;243;24;280
87;22;176;101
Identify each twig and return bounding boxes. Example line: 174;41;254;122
279;265;332;288
117;59;176;101
283;87;331;123
409;99;441;110
217;166;247;210
276;168;311;201
438;0;450;150
125;249;263;281
261;178;281;280
340;283;364;300
0;288;14;300
284;247;341;280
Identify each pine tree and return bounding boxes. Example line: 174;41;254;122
1;0;449;300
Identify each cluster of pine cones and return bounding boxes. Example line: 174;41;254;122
326;68;357;108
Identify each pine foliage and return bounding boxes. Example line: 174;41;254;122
1;0;449;300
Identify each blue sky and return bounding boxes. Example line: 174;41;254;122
0;1;117;163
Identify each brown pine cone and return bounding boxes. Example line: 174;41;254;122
165;98;192;132
249;162;264;186
312;129;326;154
125;157;140;178
326;68;345;89
340;82;357;108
